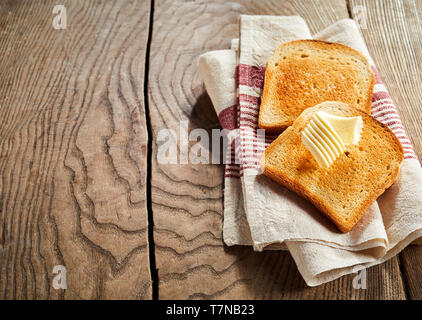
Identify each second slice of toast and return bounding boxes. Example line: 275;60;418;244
259;40;375;133
260;101;403;232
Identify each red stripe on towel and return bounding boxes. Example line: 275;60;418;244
238;64;266;88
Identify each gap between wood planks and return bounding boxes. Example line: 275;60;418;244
346;0;353;17
144;0;159;300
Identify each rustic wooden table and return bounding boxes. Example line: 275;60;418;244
0;0;421;300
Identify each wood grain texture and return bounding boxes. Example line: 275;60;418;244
148;0;406;299
400;245;422;299
0;0;151;299
349;0;422;300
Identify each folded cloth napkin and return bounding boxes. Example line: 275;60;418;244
199;16;422;286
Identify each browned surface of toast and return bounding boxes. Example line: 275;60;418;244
259;40;375;133
260;101;403;232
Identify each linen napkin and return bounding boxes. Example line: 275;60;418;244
199;16;422;286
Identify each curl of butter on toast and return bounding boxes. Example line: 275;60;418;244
301;111;363;168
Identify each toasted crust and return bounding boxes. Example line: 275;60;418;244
259;40;375;133
260;101;403;232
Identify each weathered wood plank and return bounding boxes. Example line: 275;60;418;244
349;0;422;300
149;0;405;299
0;0;151;299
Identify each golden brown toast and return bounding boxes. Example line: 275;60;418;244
260;101;403;232
259;40;375;133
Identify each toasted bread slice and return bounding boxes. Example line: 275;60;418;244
260;101;403;232
259;40;375;133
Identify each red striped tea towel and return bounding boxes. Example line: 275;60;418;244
200;16;313;246
199;42;253;246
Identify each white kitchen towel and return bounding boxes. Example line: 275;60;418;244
198;16;422;286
